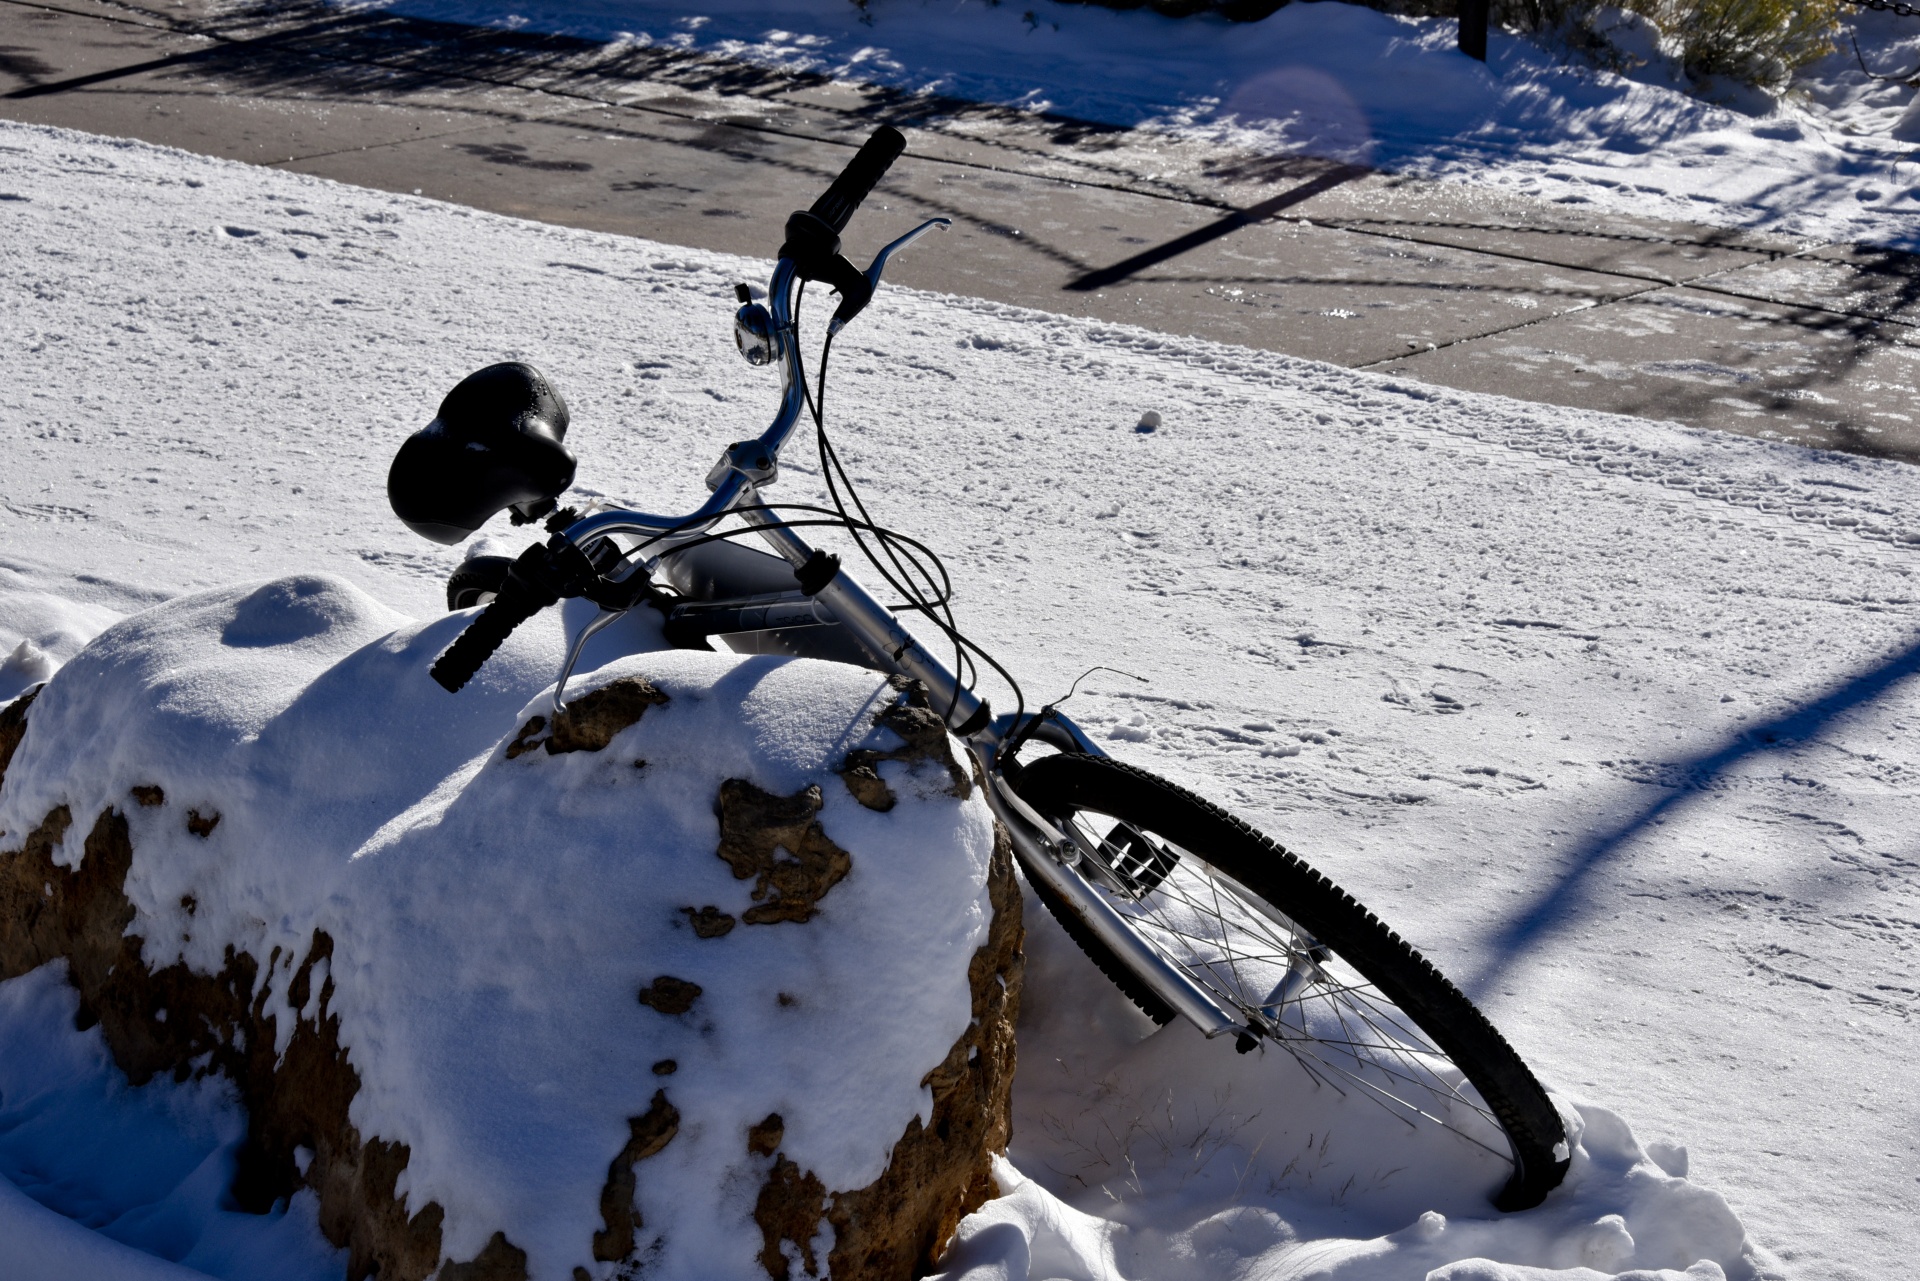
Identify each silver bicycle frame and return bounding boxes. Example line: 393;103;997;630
542;234;1248;1043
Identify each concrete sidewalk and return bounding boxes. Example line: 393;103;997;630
7;0;1920;461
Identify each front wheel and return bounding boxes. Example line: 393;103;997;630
445;555;514;611
1009;753;1569;1212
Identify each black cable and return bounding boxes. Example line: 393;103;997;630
801;306;1021;723
808;327;983;724
806;326;934;629
635;513;1027;719
616;276;1028;731
782;293;941;613
628;509;954;606
814;339;962;666
616;503;980;667
794;280;821;428
615;491;957;610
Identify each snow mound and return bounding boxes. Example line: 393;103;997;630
0;574;1018;1280
924;895;1762;1281
0;563;129;702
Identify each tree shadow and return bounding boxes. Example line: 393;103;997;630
1065;164;1367;292
35;0;1140;154
1465;630;1920;997
1374;276;1920;462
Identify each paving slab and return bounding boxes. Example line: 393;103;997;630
1700;243;1920;332
0;2;578;165
1306;192;1800;287
1371;285;1920;460
8;0;1920;462
4;0;168;28
279;106;1647;366
0;0;213;91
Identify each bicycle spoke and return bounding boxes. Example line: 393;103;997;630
1061;803;1510;1164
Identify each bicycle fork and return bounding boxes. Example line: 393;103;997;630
981;765;1250;1043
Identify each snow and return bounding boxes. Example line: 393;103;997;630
351;0;1920;250
962;967;1753;1278
4;120;1918;1278
0;565;138;700
0;963;342;1281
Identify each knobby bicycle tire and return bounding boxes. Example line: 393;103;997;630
1009;753;1569;1212
446;555;514;611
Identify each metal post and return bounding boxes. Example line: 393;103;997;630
1459;0;1488;60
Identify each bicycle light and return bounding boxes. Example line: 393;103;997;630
733;283;774;366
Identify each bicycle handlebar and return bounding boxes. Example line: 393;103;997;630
809;126;906;234
431;540;587;692
545;130;924;575
428;127;932;698
777;126;910;332
431;581;545;693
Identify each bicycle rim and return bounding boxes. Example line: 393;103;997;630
1011;753;1568;1211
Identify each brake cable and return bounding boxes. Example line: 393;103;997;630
792;290;1024;729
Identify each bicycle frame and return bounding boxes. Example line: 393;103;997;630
542;239;1250;1043
403;126;1570;1211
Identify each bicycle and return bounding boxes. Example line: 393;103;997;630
385;126;1571;1213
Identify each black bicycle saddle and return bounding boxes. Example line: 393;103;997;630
388;362;577;544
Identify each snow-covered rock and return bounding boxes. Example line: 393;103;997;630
0;574;1022;1281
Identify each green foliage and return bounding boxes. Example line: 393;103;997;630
1629;0;1842;91
1363;0;1841;93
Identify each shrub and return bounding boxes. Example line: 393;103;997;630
1349;0;1841;93
1630;0;1842;92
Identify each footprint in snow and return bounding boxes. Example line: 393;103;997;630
1383;678;1465;714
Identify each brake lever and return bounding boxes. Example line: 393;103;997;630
827;218;951;336
553;607;625;716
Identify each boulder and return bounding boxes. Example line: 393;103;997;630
0;575;1021;1281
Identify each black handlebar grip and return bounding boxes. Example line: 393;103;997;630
431;584;543;693
809;126;907;235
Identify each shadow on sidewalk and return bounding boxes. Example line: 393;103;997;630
9;0;1134;144
1066;164;1367;291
